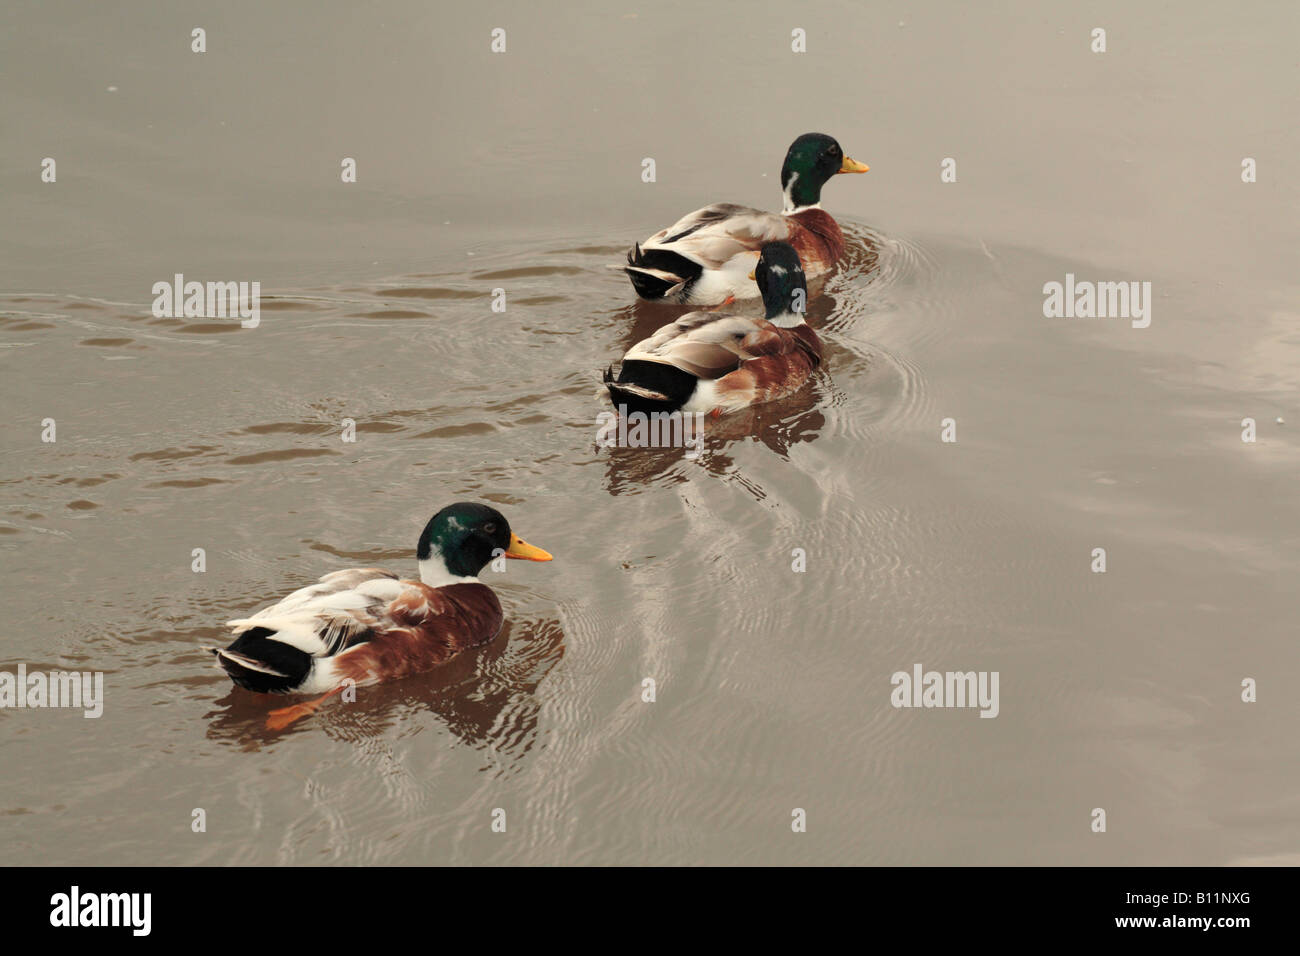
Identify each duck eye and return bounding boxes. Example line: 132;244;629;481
483;522;497;534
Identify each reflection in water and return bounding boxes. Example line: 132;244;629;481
203;618;565;761
599;398;831;496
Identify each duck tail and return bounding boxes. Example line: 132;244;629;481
623;243;697;302
603;361;698;417
210;626;311;694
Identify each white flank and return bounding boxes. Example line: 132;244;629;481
684;254;762;305
681;380;720;414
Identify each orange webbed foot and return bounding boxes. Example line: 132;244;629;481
266;702;315;731
265;685;345;731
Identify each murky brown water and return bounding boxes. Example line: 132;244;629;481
2;3;1298;865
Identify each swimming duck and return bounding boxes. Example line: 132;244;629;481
209;502;552;729
605;242;821;417
623;132;867;305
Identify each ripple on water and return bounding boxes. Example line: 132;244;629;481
0;223;955;864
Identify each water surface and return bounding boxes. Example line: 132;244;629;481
1;1;1297;865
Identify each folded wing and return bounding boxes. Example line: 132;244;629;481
624;312;788;378
641;203;791;270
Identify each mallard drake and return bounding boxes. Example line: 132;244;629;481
605;242;821;417
209;502;551;729
623;132;867;305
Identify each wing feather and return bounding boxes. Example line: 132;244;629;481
225;568;416;659
622;312;786;378
642;204;791;270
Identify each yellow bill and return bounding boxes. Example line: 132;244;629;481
838;155;869;174
505;533;553;561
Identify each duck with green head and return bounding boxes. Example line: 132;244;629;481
606;241;822;417
623;132;868;305
209;502;552;729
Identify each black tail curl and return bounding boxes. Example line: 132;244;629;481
213;626;311;694
604;360;700;416
623;243;701;301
